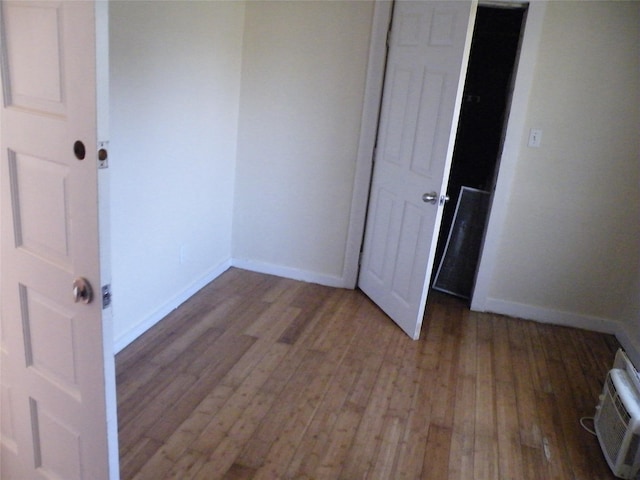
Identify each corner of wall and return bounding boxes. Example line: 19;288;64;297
616;321;640;370
113;258;232;353
231;257;346;289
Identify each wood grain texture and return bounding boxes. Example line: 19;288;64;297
117;268;620;479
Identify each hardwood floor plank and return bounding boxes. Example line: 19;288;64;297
339;334;404;479
120;436;163;480
535;390;575;479
224;305;301;388
235;348;328;470
429;304;465;428
447;310;477;479
145;334;257;446
495;379;525;480
283;353;360;478
220;463;257;480
158;448;207;480
251;313;368;480
285;296;381;479
474;317;498;480
392;301;451;479
281;283;334;346
188;342;291;457
116;357;165;413
491;315;525;480
509;323;543;450
369;415;404;480
117;269;619;480
311;405;363;480
132;385;235;480
259;276;303;304
421;424;452;479
119;371;197;453
392;371;434;477
191;391;276;480
242;296;301;340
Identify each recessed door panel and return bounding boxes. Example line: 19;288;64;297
390;201;424;304
20;285;80;395
367;187;396;282
0;383;18;453
30;398;82;480
9;151;71;267
429;9;458;46
2;2;66;116
380;66;415;167
411;70;446;178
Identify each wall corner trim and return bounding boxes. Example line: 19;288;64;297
477;297;639;365
231;258;347;289
479;297;617;334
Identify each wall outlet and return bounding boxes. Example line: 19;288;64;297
528;128;542;148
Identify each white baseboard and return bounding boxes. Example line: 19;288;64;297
480;297;640;364
113;263;640;369
231;258;347;288
113;258;232;353
113;257;347;353
481;297;617;333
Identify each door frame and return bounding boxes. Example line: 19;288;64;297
341;0;393;287
95;2;120;477
345;0;547;312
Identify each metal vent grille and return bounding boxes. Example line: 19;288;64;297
598;375;630;464
624;434;640;467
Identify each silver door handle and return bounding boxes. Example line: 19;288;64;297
73;277;93;304
422;192;438;204
422;192;450;205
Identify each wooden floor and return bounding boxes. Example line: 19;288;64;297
117;268;620;480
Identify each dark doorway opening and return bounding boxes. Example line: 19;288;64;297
431;5;526;299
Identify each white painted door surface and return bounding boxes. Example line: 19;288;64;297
0;1;111;479
358;1;473;339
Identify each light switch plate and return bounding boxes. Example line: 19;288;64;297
528;128;542;148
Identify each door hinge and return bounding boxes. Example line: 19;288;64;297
101;284;112;309
98;141;109;169
386;27;392;48
358;251;364;266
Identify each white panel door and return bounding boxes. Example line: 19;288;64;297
0;1;112;479
359;1;474;339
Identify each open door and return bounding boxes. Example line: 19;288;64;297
1;2;116;478
358;0;475;339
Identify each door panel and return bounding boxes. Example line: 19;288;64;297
359;1;473;339
2;1;66;115
1;2;111;479
9;151;72;265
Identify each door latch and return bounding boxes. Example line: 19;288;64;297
98;141;109;169
102;284;112;309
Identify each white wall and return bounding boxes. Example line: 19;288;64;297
232;1;374;286
109;1;245;350
620;274;640;366
108;0;638;359
481;2;639;343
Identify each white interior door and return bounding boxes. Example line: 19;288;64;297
358;1;475;339
0;1;114;479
